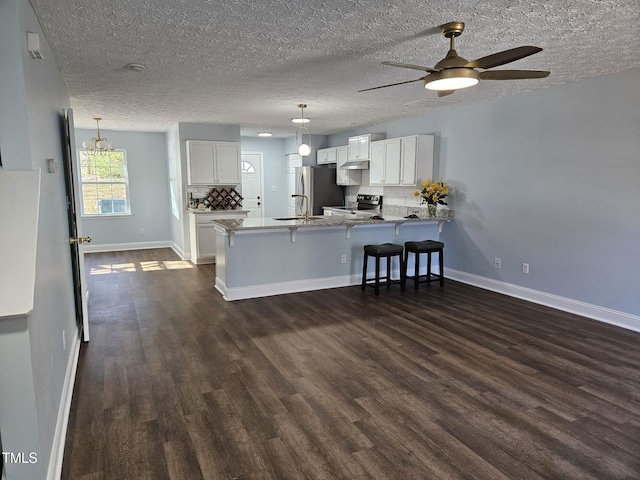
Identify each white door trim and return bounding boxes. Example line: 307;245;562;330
241;151;265;219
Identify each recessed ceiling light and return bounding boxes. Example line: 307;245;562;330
257;132;272;137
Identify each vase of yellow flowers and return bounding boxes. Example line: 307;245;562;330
414;180;449;217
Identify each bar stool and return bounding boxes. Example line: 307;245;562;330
404;240;445;289
361;243;405;296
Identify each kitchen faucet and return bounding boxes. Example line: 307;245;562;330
291;194;309;221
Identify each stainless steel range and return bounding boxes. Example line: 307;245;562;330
324;195;383;218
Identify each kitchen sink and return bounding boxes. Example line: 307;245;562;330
272;216;324;221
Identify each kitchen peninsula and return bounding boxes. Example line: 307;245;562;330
213;214;452;300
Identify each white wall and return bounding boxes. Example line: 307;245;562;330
166;124;183;255
75;129;171;249
329;68;640;320
1;0;77;478
0;0;30;170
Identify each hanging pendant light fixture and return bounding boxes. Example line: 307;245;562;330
293;104;311;157
82;117;115;155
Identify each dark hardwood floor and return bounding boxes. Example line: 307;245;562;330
62;248;640;479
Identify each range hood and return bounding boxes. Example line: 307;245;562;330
340;160;369;170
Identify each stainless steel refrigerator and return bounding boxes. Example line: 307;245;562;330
294;166;345;216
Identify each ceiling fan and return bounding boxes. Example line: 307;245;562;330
359;21;550;97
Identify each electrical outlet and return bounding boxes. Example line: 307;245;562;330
522;263;529;274
494;257;501;269
140;227;145;235
62;330;66;350
341;255;347;264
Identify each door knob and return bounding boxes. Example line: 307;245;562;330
69;236;92;245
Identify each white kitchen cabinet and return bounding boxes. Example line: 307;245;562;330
370;138;401;185
197;223;217;261
189;210;247;264
400;135;417;186
187;140;241;185
369;135;434;186
336;146;361;185
316;147;337;165
347;133;385;161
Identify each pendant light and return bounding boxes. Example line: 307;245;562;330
293;104;311;157
82;117;115;155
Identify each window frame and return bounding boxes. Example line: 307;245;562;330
77;148;132;217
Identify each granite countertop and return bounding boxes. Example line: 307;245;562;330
212;213;452;233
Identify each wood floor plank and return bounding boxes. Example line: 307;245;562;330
61;249;640;479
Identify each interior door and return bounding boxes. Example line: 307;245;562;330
61;109;91;342
241;152;263;219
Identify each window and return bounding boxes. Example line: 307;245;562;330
78;150;131;216
241;160;256;173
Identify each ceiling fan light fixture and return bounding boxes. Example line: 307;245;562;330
424;68;479;91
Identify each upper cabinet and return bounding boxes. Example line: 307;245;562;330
336;146;361;186
316;147;337;165
347;133;385;161
369;135;434;186
187;140;241;185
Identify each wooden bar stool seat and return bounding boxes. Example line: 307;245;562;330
404;240;445;289
361;243;406;296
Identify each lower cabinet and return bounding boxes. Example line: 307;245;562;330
189;211;247;264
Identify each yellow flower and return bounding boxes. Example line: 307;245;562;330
415;179;450;205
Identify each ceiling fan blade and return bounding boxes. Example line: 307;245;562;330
479;70;550;80
382;61;437;73
438;90;455;97
465;46;543;70
358;77;426;92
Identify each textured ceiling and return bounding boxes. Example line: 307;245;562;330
31;0;640;136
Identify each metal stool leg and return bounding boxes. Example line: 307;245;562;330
439;248;444;286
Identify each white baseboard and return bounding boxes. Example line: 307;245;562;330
170;242;190;261
46;328;81;480
217;275;361;301
83;240;172;253
445;268;640;333
216;266;419;302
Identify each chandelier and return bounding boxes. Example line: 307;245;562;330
293;104;311;157
82;117;115;155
